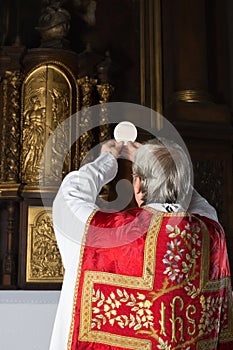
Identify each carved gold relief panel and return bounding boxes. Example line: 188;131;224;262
26;206;64;283
21;63;73;186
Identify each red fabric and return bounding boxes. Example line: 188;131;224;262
69;208;233;350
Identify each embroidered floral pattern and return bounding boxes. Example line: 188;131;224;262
91;288;154;331
157;337;171;350
163;224;201;283
157;339;191;350
184;281;201;299
199;295;222;334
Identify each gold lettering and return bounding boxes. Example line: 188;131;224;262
170;296;184;342
186;305;196;336
159;302;167;336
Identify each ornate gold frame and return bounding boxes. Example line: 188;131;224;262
21;61;77;188
26;206;64;283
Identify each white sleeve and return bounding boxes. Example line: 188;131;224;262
52;151;118;266
188;188;219;222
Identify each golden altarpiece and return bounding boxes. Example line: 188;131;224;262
0;2;115;289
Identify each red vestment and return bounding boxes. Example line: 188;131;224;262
67;207;233;349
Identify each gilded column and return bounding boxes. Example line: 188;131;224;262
4;70;22;182
77;76;97;164
2;202;18;286
0;76;8;182
96;83;114;142
0;71;21;184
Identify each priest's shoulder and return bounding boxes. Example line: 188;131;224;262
90;206;153;228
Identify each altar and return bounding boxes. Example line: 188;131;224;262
0;291;60;350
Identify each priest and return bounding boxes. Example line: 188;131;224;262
50;138;233;350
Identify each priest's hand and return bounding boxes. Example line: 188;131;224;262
101;140;124;159
120;141;142;162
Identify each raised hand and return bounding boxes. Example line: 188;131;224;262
120;141;142;162
100;140;124;159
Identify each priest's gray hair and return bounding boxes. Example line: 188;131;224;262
132;138;192;206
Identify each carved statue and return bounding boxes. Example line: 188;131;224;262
21;95;46;183
36;0;71;47
49;87;70;179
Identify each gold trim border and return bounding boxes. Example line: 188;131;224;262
67;209;98;350
80;330;151;350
